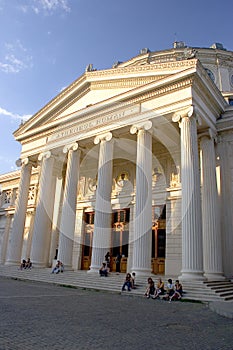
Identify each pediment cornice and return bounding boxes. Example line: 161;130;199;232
87;58;197;79
15;59;198;137
17;73;196;145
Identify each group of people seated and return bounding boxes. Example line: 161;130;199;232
121;272;136;291
144;277;183;301
19;258;32;270
51;260;64;274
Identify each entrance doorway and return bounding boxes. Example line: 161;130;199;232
81;212;94;270
151;205;166;274
111;209;130;273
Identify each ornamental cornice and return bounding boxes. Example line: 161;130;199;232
90;76;164;90
86;59;197;79
127;77;193;105
18;76;194;148
53;77;193;133
16;60;197;136
0;172;21;185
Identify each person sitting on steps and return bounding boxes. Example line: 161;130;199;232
144;277;155;298
121;273;132;291
19;259;26;270
169;280;183;301
25;258;32;269
163;278;175;301
51;260;64;274
99;262;108;277
131;272;136;289
152;277;165;299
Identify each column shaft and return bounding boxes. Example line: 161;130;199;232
89;135;113;272
132;128;152;276
1;215;12;264
31;153;55;267
6;160;32;265
201;135;223;279
180;115;204;280
58;146;80;268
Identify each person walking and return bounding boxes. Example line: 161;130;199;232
115;252;122;273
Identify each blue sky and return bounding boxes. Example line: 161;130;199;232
0;0;232;175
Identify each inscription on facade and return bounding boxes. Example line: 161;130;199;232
48;106;140;142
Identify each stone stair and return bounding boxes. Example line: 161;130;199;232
0;265;233;303
203;280;233;301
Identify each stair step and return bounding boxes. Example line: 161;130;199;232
0;265;232;303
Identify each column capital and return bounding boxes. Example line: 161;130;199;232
63;142;79;154
94;132;112;145
172;105;202;126
15;157;36;167
38;150;52;162
199;128;217;143
130;120;152;135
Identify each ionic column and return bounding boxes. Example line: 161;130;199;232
200;131;223;279
89;132;113;272
48;175;63;266
5;158;33;265
58;143;80;269
173;106;204;280
127;204;135;273
30;151;56;267
130;121;152;276
218;136;233;278
1;214;12;264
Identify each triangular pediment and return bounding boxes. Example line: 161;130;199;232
14;59;201;140
14;74;167;137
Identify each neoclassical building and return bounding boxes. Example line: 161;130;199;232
1;42;233;280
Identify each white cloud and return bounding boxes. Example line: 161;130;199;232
0;40;33;74
17;0;71;16
0;107;32;122
32;0;71;14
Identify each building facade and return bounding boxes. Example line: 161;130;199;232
1;42;233;280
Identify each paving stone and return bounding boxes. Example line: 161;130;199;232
0;277;233;349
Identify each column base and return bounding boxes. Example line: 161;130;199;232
88;265;100;274
5;260;20;266
179;270;206;281
131;267;152;277
31;261;47;268
204;272;226;281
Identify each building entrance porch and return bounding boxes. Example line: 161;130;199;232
80;206;166;274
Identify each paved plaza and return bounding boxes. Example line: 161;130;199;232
0;277;232;350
